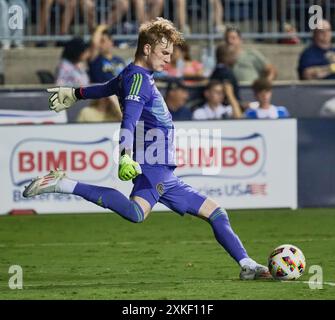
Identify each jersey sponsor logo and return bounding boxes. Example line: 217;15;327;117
125;94;140;102
10;138;113;186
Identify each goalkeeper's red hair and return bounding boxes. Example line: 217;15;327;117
135;18;184;59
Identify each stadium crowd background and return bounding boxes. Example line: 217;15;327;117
1;0;335;122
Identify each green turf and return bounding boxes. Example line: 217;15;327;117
0;209;334;299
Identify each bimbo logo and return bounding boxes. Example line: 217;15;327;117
175;133;266;178
10;138;114;186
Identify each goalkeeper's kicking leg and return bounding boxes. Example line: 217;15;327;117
159;180;272;280
22;169;152;224
196;198;271;280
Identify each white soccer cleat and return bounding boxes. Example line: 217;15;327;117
239;264;272;280
23;169;66;198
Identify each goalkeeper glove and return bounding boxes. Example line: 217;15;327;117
118;154;142;181
47;87;77;112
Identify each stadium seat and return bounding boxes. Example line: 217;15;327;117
36;70;55;84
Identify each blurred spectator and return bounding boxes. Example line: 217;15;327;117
89;25;126;83
180;43;203;79
174;0;189;34
108;0;146;30
88;25;124;123
165;80;192;121
38;0;75;38
210;0;225;34
77;97;122;122
145;0;165;21
225;26;277;82
244;78;289;119
78;0;96;32
192;80;242;120
278;23;300;45
38;0;95;39
163;43;183;77
0;0;28;49
210;43;240;101
164;42;203;81
298;19;335;80
56;37;90;86
108;0;169;29
176;0;225;35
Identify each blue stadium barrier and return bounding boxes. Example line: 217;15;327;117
298;119;335;207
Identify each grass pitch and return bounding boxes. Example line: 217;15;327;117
0;209;334;300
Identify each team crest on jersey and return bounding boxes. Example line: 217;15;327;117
156;183;165;196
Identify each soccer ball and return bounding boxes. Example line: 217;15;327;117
268;244;306;280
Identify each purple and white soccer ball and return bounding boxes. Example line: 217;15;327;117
268;244;306;280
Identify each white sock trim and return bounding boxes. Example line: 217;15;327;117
239;258;257;269
56;178;78;194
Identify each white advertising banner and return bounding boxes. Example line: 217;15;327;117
0;120;297;214
172;120;297;210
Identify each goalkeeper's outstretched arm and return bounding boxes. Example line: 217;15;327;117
74;77;119;100
48;77;119;112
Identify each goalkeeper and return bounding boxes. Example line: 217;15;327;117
23;18;270;280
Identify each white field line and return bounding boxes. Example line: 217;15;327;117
1;238;335;248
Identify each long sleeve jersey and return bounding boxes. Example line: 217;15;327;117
77;63;176;167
